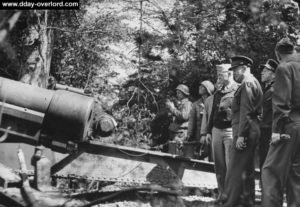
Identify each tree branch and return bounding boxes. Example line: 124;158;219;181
138;79;158;111
147;0;176;34
45;26;107;34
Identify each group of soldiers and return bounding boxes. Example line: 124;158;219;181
161;37;300;207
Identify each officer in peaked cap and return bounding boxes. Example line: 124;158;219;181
229;55;253;69
259;59;278;73
220;55;263;206
259;59;278;174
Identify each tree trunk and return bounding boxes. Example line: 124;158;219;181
20;10;54;88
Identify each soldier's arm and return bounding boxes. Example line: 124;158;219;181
206;98;214;135
170;101;192;121
187;103;197;139
272;65;292;133
264;88;273;103
200;97;212;136
238;82;254;137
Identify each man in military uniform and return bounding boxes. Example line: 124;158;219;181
259;59;278;171
205;64;239;202
184;80;214;159
221;56;263;206
262;38;300;207
199;80;216;141
166;84;192;142
188;80;215;142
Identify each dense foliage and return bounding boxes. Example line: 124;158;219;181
0;0;299;145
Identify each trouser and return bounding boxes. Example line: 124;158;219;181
262;122;300;207
259;127;271;170
222;119;260;207
212;127;233;195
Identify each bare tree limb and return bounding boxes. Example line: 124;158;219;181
45;26;107;34
138;79;158;111
147;0;176;34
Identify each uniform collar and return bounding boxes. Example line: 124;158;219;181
264;80;274;91
242;74;254;84
234;75;253;95
181;98;189;103
284;53;300;63
221;81;239;93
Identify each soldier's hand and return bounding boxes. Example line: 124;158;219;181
270;133;291;145
280;133;291;140
205;133;212;145
165;100;175;110
200;135;206;144
236;136;246;150
270;133;280;145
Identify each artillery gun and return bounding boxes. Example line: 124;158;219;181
0;77;220;206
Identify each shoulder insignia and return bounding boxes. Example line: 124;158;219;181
246;82;252;87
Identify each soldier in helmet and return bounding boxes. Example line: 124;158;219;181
187;80;215;142
221;56;263;206
197;80;215;160
185;80;214;159
166;84;192;142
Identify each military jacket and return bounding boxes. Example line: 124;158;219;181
273;59;300;133
200;95;213;136
260;82;274;129
207;82;239;132
231;74;263;138
169;98;192;132
187;99;204;141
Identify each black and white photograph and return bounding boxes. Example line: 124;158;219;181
0;0;299;206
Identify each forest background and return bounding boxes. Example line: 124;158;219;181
0;0;299;147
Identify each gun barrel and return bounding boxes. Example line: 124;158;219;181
0;77;95;143
55;84;85;95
